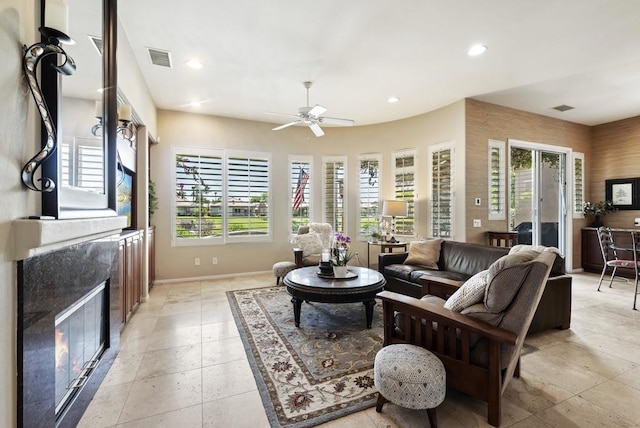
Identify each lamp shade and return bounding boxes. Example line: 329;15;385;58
382;200;408;217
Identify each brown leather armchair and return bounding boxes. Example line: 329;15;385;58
376;250;555;427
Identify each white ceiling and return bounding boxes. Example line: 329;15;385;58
113;0;640;128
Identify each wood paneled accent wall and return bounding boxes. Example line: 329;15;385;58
591;117;640;229
464;99;592;269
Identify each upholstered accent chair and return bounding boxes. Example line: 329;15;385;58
291;222;333;268
377;250;555;427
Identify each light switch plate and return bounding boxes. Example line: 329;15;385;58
473;219;481;227
635;218;640;226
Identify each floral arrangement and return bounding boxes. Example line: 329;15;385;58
583;201;617;216
331;233;355;266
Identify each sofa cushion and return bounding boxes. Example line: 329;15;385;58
439;241;508;276
404;239;442;269
415;269;470;283
384;264;421;282
443;270;489;312
484;250;540;313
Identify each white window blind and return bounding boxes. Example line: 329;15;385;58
227;154;270;238
573;152;585;217
60;137;104;192
392;150;416;237
488;140;506;220
430;144;453;238
358;155;381;239
323;157;346;233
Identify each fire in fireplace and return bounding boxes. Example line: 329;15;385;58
54;283;107;417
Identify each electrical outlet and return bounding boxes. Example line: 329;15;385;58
212;257;218;265
194;257;200;266
635;218;640;226
473;219;482;228
475;198;481;206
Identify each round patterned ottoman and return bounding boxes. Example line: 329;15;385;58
272;261;297;285
374;344;446;428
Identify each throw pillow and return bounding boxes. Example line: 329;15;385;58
484;250;540;313
293;232;324;257
403;239;442;269
443;270;489;312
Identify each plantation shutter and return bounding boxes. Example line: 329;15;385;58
431;147;453;238
393;151;415;237
227;155;270;237
175;152;223;239
359;157;380;237
488;140;506;220
573;152;585;216
323;159;345;233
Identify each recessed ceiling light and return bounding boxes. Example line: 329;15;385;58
467;44;487;56
387;96;399;103
186;59;204;69
190;101;201;107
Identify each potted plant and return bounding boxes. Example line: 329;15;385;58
583;200;616;227
331;232;355;277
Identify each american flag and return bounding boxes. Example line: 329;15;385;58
293;167;309;210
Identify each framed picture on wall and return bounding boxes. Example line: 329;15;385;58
605;178;640;210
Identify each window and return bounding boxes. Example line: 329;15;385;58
289;156;312;234
430;143;454;238
358;154;381;240
322;156;346;233
392;150;416;238
173;147;270;245
488;140;506;220
573;152;585;217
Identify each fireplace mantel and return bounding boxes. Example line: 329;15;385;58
12;216;128;260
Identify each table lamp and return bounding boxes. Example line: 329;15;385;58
382;200;408;243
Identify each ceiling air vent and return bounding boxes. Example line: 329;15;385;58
147;47;172;68
552;104;574;112
88;35;103;56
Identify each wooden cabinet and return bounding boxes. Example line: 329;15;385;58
148;226;155;289
581;228;637;278
119;230;144;325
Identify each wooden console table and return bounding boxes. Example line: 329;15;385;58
487;231;518;248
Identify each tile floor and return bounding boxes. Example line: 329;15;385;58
79;272;640;427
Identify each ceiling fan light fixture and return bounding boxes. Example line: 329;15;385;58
467;44;487;56
387;96;399;103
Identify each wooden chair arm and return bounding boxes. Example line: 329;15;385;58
377;290;517;345
420;276;464;299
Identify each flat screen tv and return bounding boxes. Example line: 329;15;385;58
117;166;134;228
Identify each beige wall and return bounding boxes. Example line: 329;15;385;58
0;1;39;425
465;99;593;269
590;116;640;229
152;100;465;280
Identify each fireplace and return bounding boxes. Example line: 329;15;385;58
54;282;107;417
17;235;121;428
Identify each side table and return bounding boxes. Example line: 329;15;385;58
367;241;408;268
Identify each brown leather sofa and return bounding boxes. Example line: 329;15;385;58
378;240;572;334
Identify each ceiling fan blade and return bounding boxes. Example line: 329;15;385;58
266;112;301;119
319;117;354;126
308;104;327;118
309;122;325;137
272;121;301;131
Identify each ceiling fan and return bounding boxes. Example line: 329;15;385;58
270;81;354;137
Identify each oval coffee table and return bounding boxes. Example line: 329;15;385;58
283;266;386;329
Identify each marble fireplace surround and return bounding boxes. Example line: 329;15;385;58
15;217;127;427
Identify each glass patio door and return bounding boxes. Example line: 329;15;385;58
510;145;566;253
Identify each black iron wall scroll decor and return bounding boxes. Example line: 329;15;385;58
21;25;76;192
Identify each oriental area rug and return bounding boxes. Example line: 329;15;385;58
227;285;384;428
